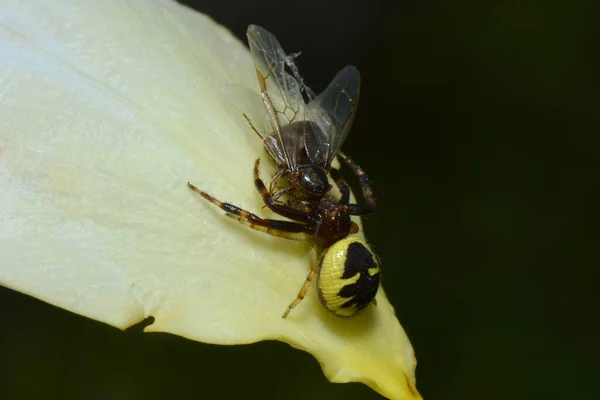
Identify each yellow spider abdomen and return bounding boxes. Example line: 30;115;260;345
317;236;380;317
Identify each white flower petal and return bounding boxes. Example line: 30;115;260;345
0;1;421;399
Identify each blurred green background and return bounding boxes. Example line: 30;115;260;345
2;0;598;398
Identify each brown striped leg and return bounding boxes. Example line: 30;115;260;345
188;182;310;240
282;246;320;318
337;151;376;216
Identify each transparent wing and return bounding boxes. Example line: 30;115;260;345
246;25;309;170
306;66;361;168
286;51;316;101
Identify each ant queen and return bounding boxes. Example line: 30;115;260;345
188;25;380;318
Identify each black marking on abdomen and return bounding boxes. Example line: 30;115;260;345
341;242;377;279
338;242;380;310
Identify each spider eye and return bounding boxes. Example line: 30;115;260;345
317;237;380;317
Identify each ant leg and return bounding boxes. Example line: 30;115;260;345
282;246;319;318
337;151;376;216
243;113;264;140
188;182;310;241
270;186;291;203
268;169;292;203
254;159;312;222
268;169;286;194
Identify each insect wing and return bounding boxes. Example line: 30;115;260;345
246;25;308;170
286;51;316;101
306;66;361;168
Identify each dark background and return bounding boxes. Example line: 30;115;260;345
2;0;598;399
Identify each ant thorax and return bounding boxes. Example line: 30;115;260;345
263;120;333;202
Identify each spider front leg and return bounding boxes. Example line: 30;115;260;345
329;167;351;205
253;159;313;222
187;182;310;241
329;167;359;234
337;151;377;216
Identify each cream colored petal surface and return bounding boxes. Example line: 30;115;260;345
0;1;421;399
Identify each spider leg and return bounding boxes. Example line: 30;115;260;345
188;182;310;241
329;167;359;234
329;167;350;205
337;151;376;216
282;246;320;318
258;170;287;211
225;214;310;240
254;159;312;222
